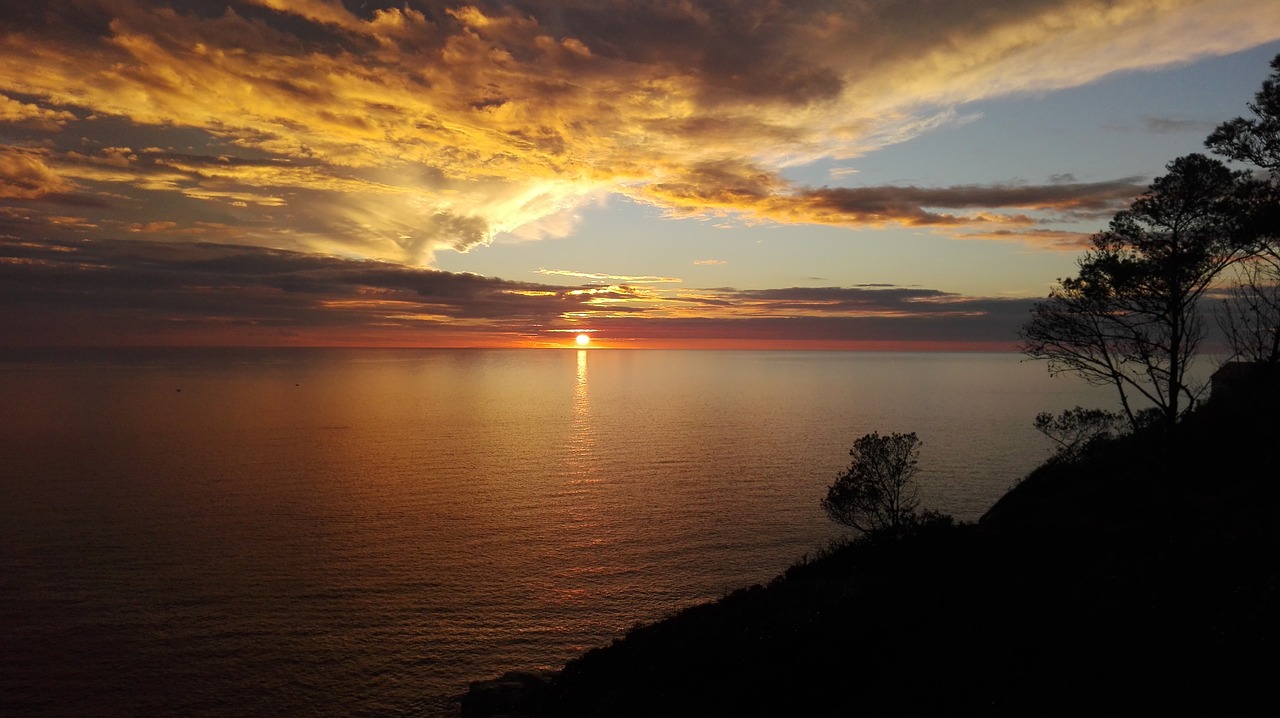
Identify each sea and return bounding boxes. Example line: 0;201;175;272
0;348;1118;716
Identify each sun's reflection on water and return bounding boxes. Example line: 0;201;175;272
547;348;610;607
570;348;595;464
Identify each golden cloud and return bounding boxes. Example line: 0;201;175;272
0;0;1274;260
0;93;76;131
0;148;76;199
538;268;684;284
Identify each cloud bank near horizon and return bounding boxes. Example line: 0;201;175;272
0;237;1034;347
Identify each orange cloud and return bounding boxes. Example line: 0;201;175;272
0;148;75;199
0;93;76;131
537;268;683;284
0;0;1274;262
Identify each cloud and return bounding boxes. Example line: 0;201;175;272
590;314;1030;348
693;259;726;266
958;228;1095;250
0;0;1273;263
537;268;683;284
793;179;1143;226
1142;116;1219;134
0;148;76;199
639;174;1146;242
682;286;1032;322
0;236;1034;347
0;93;76;131
0;236;591;344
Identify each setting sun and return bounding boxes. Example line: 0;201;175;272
575;333;591;346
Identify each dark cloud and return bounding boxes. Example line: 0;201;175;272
589;313;1032;347
735;285;954;308
0;237;587;344
500;0;848;104
0;237;1033;347
719;285;1033;322
647;160;789;210
495;0;1045;106
1142;116;1218;134
803;179;1145;216
643;174;1146;238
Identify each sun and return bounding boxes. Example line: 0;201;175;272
575;333;591;346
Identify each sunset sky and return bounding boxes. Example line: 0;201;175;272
2;1;1279;348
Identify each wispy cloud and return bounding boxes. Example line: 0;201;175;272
640;174;1146;245
537;268;683;284
1142;116;1219;134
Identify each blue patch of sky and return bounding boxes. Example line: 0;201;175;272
789;40;1280;189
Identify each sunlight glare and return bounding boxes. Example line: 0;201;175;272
575;333;591;346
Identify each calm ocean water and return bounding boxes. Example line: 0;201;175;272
0;348;1114;716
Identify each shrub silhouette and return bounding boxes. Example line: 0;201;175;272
822;431;922;534
1033;406;1125;463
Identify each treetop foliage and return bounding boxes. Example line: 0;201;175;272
1208;53;1280;363
822;431;922;535
1022;153;1257;431
1025;52;1280;439
1206;53;1280;177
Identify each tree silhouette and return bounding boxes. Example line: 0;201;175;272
822;431;921;534
1219;253;1280;363
1207;52;1280;362
1021;154;1257;431
1033;407;1125;463
1206;54;1280;177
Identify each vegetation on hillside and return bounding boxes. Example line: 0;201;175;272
459;392;1278;717
821;431;923;534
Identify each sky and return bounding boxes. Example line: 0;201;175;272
2;0;1279;349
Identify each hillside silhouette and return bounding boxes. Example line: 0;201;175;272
462;387;1280;716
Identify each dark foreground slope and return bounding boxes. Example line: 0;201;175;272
463;399;1280;716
